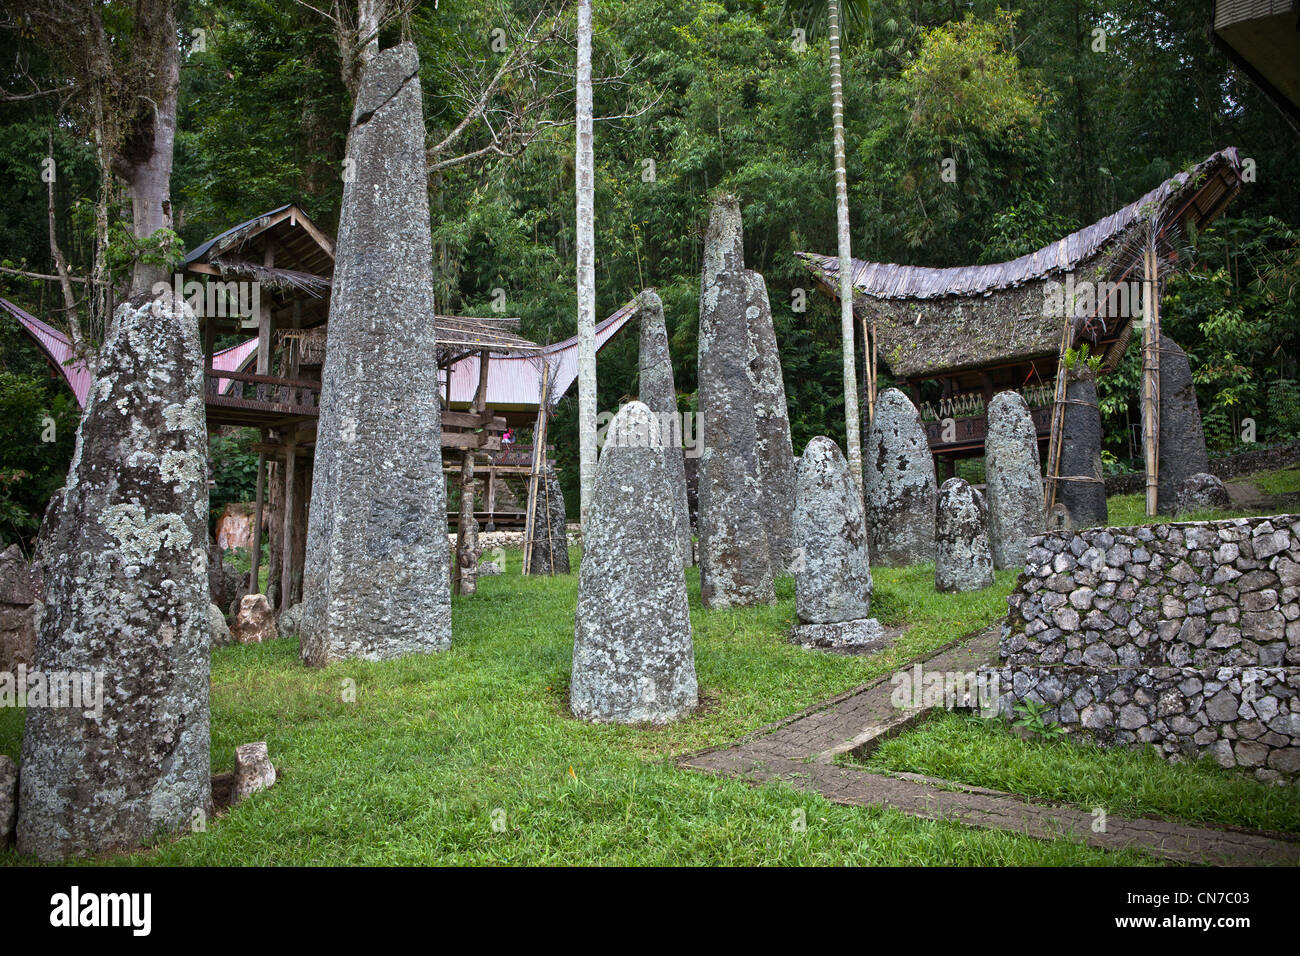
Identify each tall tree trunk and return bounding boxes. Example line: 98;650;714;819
575;0;597;529
828;0;863;487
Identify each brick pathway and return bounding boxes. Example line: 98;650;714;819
680;627;1300;866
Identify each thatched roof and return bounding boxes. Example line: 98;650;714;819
798;148;1244;380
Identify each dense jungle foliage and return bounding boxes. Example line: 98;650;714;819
1;0;1297;542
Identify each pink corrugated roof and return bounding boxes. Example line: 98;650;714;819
445;300;637;409
2;297;256;407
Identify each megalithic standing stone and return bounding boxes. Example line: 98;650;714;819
1058;373;1108;527
1155;335;1210;516
863;388;937;566
571;402;698;724
300;42;452;665
742;270;796;573
527;469;571;575
793;437;872;623
984;390;1045;569
18;292;211;862
696;196;775;607
935;477;995;593
636;288;692;567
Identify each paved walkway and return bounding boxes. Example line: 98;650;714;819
680;627;1300;866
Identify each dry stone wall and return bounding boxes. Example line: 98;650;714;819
990;514;1300;783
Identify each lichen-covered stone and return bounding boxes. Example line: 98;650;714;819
277;602;303;637
742;270;796;572
300;43;452;665
0;544;36;674
233;742;276;802
792;437;871;623
526;470;570;575
0;754;15;848
1175;472;1230;515
1157;336;1210;515
984;391;1044;568
571;402;697;724
935;478;995;592
232;593;277;645
790;618;889;652
637;288;691;567
18;292;211;861
1058;376;1107;527
209;604;233;648
696;196;774;607
863;388;937;566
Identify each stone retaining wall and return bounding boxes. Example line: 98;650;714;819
988;515;1300;783
1102;440;1300;496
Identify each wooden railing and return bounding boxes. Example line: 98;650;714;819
205;369;321;414
923;404;1053;451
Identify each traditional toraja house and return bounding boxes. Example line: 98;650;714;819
4;203;636;606
798;147;1245;515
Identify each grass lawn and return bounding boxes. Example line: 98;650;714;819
1250;464;1300;496
857;710;1300;834
0;552;1160;866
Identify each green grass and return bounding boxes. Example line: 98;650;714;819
0;551;1157;866
858;709;1300;834
1250;465;1300;496
1102;492;1251;528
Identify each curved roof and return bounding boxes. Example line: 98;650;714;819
798;148;1243;302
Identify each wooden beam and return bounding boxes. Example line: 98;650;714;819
250;432;268;594
280;429;297;610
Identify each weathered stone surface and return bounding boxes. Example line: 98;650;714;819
0;754;15;847
571;402;697;724
935;478;995;592
1058;376;1107;527
300;43;452;665
277;602;303;637
984;391;1044;568
526;470;570;575
233;742;276;802
637;288;692;567
18;292;211;861
213;502;255;551
1175;472;1230;514
863;389;937;566
209;604;233;648
696;196;774;607
0;544;36;674
790;617;889;652
232;593;278;645
742;270;796;573
207;538;247;613
793;437;871;623
1157;336;1210;515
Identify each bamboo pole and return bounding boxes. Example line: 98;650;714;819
279;428;296;610
249;428;268;594
1044;316;1074;513
1141;242;1162;517
522;362;551;576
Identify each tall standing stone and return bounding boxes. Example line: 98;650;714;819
793;437;872;622
935;478;995;592
0;544;37;675
571;402;697;724
984;390;1044;569
863;388;937;566
1058;374;1108;527
696;196;775;607
1156;335;1210;516
300;42;452;665
18;292;211;861
637;288;692;567
743;270;796;572
526;469;570;574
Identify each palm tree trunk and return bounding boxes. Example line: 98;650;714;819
575;0;597;529
827;0;863;487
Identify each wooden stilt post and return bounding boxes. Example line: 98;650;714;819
522;362;551;576
485;467;497;532
455;349;491;594
280;428;297;610
249;428;267;594
1141;240;1162;517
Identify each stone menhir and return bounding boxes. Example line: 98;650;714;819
0;543;36;675
1058;374;1107;527
637;288;692;567
18;292;211;862
1176;472;1231;514
1156;335;1210;515
527;469;570;575
696;196;775;607
790;438;886;651
934;478;995;592
984;390;1044;568
743;270;796;573
300;42;452;665
570;402;698;723
863;388;937;566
